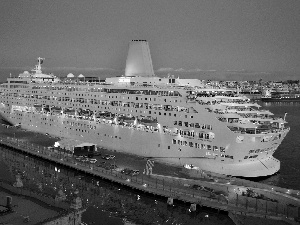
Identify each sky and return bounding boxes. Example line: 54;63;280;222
0;0;300;82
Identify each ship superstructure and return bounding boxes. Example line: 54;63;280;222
0;40;290;177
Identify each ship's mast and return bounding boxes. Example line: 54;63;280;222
31;57;45;74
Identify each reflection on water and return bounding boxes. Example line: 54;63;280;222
253;101;300;190
0;147;233;225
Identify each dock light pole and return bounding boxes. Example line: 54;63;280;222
284;112;287;121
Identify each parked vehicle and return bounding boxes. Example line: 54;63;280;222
89;159;97;164
121;168;133;175
102;154;115;160
130;170;140;176
121;168;139;176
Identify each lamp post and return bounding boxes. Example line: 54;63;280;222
284;112;287;121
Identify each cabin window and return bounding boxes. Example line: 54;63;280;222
207;145;212;150
172;139;176;144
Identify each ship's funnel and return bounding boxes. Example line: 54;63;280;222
125;40;155;77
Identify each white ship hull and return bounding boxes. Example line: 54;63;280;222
0;108;284;177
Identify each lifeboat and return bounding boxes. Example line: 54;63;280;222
51;106;62;112
63;107;75;115
42;105;50;112
33;104;43;111
118;114;135;123
138;116;158;127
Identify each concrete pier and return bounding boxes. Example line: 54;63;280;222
1;135;300;224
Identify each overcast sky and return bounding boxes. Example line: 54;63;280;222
0;0;299;80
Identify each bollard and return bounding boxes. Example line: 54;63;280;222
167;197;173;206
6;196;12;210
190;203;197;212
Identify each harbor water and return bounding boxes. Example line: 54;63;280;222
0;101;300;224
254;102;300;190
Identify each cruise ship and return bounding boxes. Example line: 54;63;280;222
0;40;290;177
